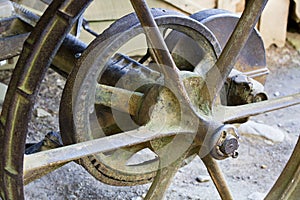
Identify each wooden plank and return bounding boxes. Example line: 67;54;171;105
84;0;188;21
84;0;132;21
162;0;216;14
217;0;245;13
259;0;290;48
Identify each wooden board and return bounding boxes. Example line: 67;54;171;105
163;0;216;14
81;0;216;43
218;0;290;48
84;0;216;21
84;0;186;21
217;0;245;13
259;0;290;48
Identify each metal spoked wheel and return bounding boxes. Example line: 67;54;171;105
0;0;299;199
59;9;221;186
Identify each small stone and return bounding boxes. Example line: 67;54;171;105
264;140;274;145
0;82;7;105
196;175;211;183
0;60;6;66
277;123;282;127
132;196;143;200
35;108;52;118
67;194;77;200
74;189;81;196
183;180;189;184
274;91;280;97
238;121;285;143
260;164;267;169
247;192;266;200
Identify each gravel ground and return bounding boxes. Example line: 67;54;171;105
0;42;299;200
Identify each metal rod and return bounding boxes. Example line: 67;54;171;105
130;0;179;76
206;0;268;103
129;0;208;123
145;151;189;200
24;126;191;181
95;84;143;115
216;92;300;123
201;155;233;200
129;0;182;92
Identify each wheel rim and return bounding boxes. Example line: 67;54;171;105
0;0;92;199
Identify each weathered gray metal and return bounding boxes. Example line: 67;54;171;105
190;9;269;84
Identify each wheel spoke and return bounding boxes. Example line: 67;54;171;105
145;135;193;199
215;92;300;123
201;155;233;200
24;126;192;183
95;84;143;115
144;155;186;200
130;0;200;123
103;143;151;166
206;0;268;103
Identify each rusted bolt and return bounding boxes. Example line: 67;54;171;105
219;137;239;158
209;125;240;160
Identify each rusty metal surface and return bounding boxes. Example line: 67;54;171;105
0;0;92;199
59;6;222;186
201;155;234;200
226;71;268;106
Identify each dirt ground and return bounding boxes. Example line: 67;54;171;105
0;40;299;199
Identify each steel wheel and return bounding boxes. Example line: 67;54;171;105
59;9;221;186
0;0;299;199
0;0;92;199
